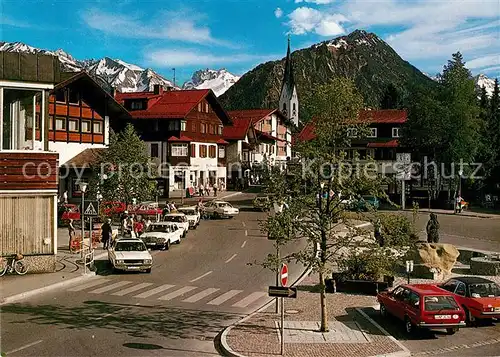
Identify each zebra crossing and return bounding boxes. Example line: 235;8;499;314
67;278;270;309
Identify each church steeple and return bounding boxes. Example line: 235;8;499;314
279;35;299;126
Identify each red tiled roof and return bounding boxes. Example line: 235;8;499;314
228;109;278;125
223;117;253;140
115;92;161;100
358;110;407;124
295;110;407;143
116;89;211;119
255;129;283;142
367;140;399;148
62;148;106;168
216;139;229;145
168;135;193;142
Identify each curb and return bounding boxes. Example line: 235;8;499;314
0;272;96;305
414;209;497;219
355;307;411;357
218;265;313;357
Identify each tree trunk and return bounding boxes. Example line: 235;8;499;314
319;270;329;332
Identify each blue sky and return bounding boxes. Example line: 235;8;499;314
1;0;499;83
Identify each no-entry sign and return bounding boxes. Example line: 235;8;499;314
280;263;288;287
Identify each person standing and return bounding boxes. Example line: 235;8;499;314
199;183;204;197
213;182;218;197
426;213;440;243
68;219;75;251
101;218;112;249
374;218;384;247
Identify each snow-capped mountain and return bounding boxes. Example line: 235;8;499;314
475;74;496;97
183;69;240;96
0;41;175;92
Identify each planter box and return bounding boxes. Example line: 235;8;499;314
330;273;394;296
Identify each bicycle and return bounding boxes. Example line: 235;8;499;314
0;253;29;276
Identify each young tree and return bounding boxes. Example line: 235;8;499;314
261;78;389;332
89;124;156;204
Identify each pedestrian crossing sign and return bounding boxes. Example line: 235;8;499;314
84;201;99;216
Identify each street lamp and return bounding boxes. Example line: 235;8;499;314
273;202;284;313
78;182;88;258
458;169;463;197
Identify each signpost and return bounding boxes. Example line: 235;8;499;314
83;201;99;256
406;260;414;284
280;263;288;287
396;153;411;210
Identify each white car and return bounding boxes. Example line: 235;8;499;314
203;200;239;219
108;238;153;273
140;222;182;250
177;206;200;229
163;213;189;237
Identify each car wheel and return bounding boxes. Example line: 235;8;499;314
214;212;220;219
166;241;170;250
145;268;151;273
380;303;388;317
446;327;458;335
464;307;476;327
177;237;181;244
404;316;415;335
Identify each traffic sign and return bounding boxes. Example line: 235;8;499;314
83;201;99;216
268;286;297;298
280;263;288;287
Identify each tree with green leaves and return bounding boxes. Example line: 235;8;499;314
260;78;397;333
487;79;500;189
89;124;156;205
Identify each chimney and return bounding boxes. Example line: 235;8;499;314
153;84;163;95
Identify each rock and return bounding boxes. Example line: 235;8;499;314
406;243;459;280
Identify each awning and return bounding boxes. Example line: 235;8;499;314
367;139;399;148
168;135;193;142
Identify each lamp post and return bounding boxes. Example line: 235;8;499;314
79;182;88;258
458;169;463;197
273;202;284;314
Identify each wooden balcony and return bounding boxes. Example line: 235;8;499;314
0;152;58;191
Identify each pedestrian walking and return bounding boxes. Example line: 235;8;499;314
101;218;112;249
426;213;440;243
374;218;384;247
213;183;218;197
199;183;204;197
68;219;75;251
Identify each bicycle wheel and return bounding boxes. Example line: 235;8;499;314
0;259;7;276
14;260;28;275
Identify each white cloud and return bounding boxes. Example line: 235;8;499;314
466;54;500;69
287;7;347;36
0;16;31;28
295;0;336;4
82;8;234;47
145;49;278;67
274;7;283;18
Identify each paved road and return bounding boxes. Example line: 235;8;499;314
1;193;308;356
362;307;500;357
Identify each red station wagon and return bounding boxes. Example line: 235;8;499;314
439;276;500;325
377;284;466;335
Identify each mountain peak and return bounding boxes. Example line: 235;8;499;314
475;73;496;97
183;68;240;97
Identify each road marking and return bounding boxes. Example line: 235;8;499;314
158;286;197;301
241;240;247;248
67;278;110;292
242;221;246;227
244;230;248;236
189;271;212;282
225;254;237;263
94;312;114;321
182;288;220;303
207;290;243;305
111;283;153;296
134;284;175;298
6;340;43;355
90;281;132;294
232;292;267;308
355;222;372;228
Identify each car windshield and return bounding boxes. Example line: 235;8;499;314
469;283;500;298
424;295;459;311
165;216;185;222
115;242;146;252
147;225;171;233
218;203;232;208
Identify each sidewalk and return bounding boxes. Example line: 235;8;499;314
160;190;243;205
408;208;499;219
220;274;409;357
0;242;106;305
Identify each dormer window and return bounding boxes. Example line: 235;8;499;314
392;127;401;138
68;89;79;104
367;128;377;138
130;101;144;110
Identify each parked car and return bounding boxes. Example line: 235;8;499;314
139;222;181;250
377;284;466;335
203;200;239;219
108;237;153;273
177;206;200;229
100;201;126;217
439;276;500;325
128;202;163;218
58;203;80;225
163;213;189;237
253;196;270;211
351;195;380;211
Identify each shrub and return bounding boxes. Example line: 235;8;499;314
338;248;398;281
377;213;419;247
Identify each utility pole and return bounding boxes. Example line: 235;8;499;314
172;68;176;88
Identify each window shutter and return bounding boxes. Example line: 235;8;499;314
191;144;196;157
